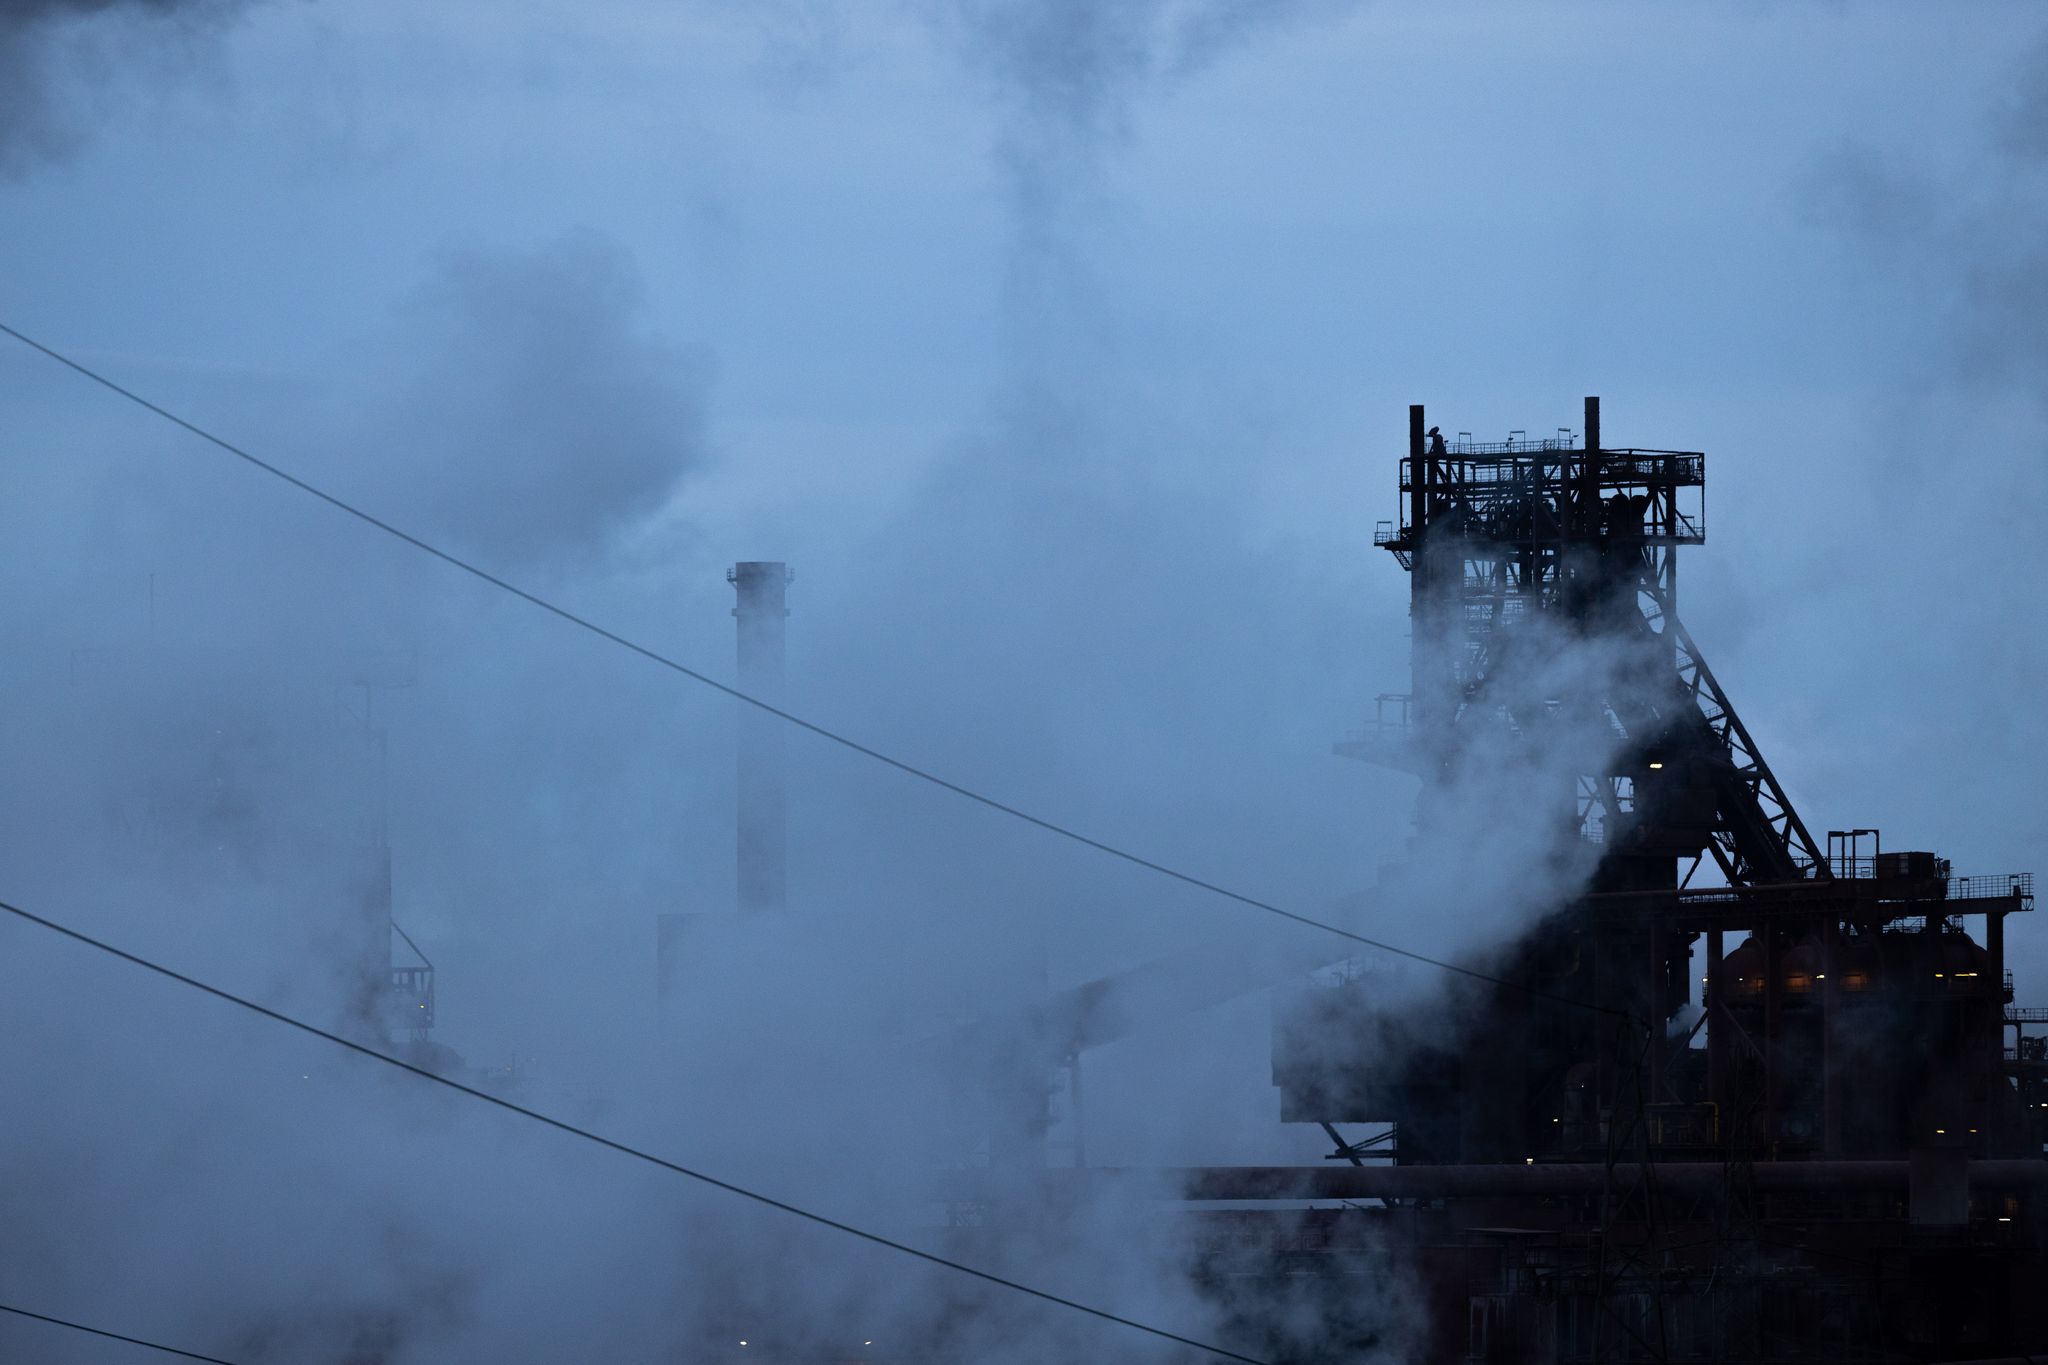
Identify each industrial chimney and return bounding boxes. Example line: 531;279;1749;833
728;561;789;914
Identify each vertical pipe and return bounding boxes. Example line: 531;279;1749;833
731;561;789;915
1594;927;1615;1123
1706;928;1726;1134
1581;395;1602;537
1991;908;2008;1142
1407;404;1436;739
1649;918;1667;1105
1664;454;1682;683
1763;926;1781;1153
1409;403;1427;537
1990;908;2007;1004
1823;916;1842;1156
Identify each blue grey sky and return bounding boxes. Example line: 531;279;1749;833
0;2;2044;1360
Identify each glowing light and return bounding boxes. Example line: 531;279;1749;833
1648;761;1664;770
2001;1216;2014;1223
1525;1157;1534;1165
1936;1129;1947;1135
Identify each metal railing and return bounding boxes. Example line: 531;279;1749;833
1778;862;2032;909
1953;872;2034;905
1412;448;1706;483
1445;436;1576;455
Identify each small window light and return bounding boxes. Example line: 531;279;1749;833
1648;761;1664;770
1525;1157;1534;1164
1936;1129;1947;1135
2000;1216;2013;1223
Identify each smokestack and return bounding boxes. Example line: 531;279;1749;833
729;561;789;914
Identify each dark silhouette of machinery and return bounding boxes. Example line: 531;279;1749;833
666;416;2047;1363
1251;399;2046;1363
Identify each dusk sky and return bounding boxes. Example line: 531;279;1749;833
1;3;2044;1361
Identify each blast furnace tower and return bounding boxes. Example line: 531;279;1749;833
1264;398;2042;1362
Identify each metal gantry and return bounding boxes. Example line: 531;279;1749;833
1275;398;2046;1363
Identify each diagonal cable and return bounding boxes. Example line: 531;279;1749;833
0;1301;243;1364
0;893;1270;1365
0;320;1620;1020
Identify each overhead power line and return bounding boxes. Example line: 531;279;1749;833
0;1301;243;1364
0;893;1271;1365
0;321;1619;1020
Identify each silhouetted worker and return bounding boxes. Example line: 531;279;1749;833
1426;425;1446;458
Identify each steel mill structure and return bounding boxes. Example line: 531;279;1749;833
1241;399;2046;1363
677;413;2047;1364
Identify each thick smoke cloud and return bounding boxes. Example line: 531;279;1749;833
931;0;1355;205
0;0;253;173
12;6;2031;1364
1802;31;2048;407
351;231;708;568
1787;30;2048;894
0;213;731;1359
920;0;1361;408
0;225;1318;1358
